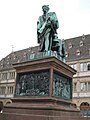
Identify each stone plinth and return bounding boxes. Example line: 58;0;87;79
0;56;80;120
0;97;80;120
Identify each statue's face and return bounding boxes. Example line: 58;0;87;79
42;6;49;14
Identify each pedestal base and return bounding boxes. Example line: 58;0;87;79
0;97;80;120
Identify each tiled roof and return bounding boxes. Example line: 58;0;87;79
0;46;39;70
64;34;90;62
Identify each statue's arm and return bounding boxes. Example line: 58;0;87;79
37;18;41;43
37;17;47;34
38;22;47;34
37;17;47;43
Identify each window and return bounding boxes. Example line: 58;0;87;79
2;73;7;80
0;73;1;79
70;64;77;70
0;102;3;113
83;109;87;117
83;63;87;71
80;82;87;91
82;34;85;40
7;62;9;65
65;52;69;58
80;102;89;118
74;82;77;92
80;63;83;72
87;82;90;91
76;49;80;56
87;63;90;71
24;52;26;58
88;109;90;117
80;82;90;92
1;60;4;66
80;41;84;47
80;62;90;72
9;72;15;79
0;87;6;95
69;43;73;49
89;48;90;54
7;86;14;94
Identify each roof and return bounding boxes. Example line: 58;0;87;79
64;34;90;62
0;46;39;70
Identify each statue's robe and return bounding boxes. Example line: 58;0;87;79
37;12;59;51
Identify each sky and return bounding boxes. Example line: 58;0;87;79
0;0;90;60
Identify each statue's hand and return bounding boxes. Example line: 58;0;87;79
46;19;51;26
38;21;47;33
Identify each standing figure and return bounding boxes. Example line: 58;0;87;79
37;5;59;52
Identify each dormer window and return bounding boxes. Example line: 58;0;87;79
28;47;31;52
17;60;20;63
80;41;83;47
76;50;80;56
24;52;26;57
69;43;72;49
31;51;34;53
7;62;9;65
1;60;4;66
7;56;10;59
65;52;69;58
13;57;16;60
12;54;16;60
82;34;85;40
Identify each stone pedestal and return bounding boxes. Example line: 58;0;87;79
0;55;80;120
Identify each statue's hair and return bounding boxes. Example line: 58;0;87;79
42;5;49;11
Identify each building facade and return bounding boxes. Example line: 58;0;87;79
64;34;90;118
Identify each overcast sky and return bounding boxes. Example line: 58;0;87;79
0;0;90;60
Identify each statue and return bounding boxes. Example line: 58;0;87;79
37;5;65;61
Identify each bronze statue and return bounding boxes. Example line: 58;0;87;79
37;5;65;61
37;5;59;51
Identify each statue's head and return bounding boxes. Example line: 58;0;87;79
42;5;49;13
